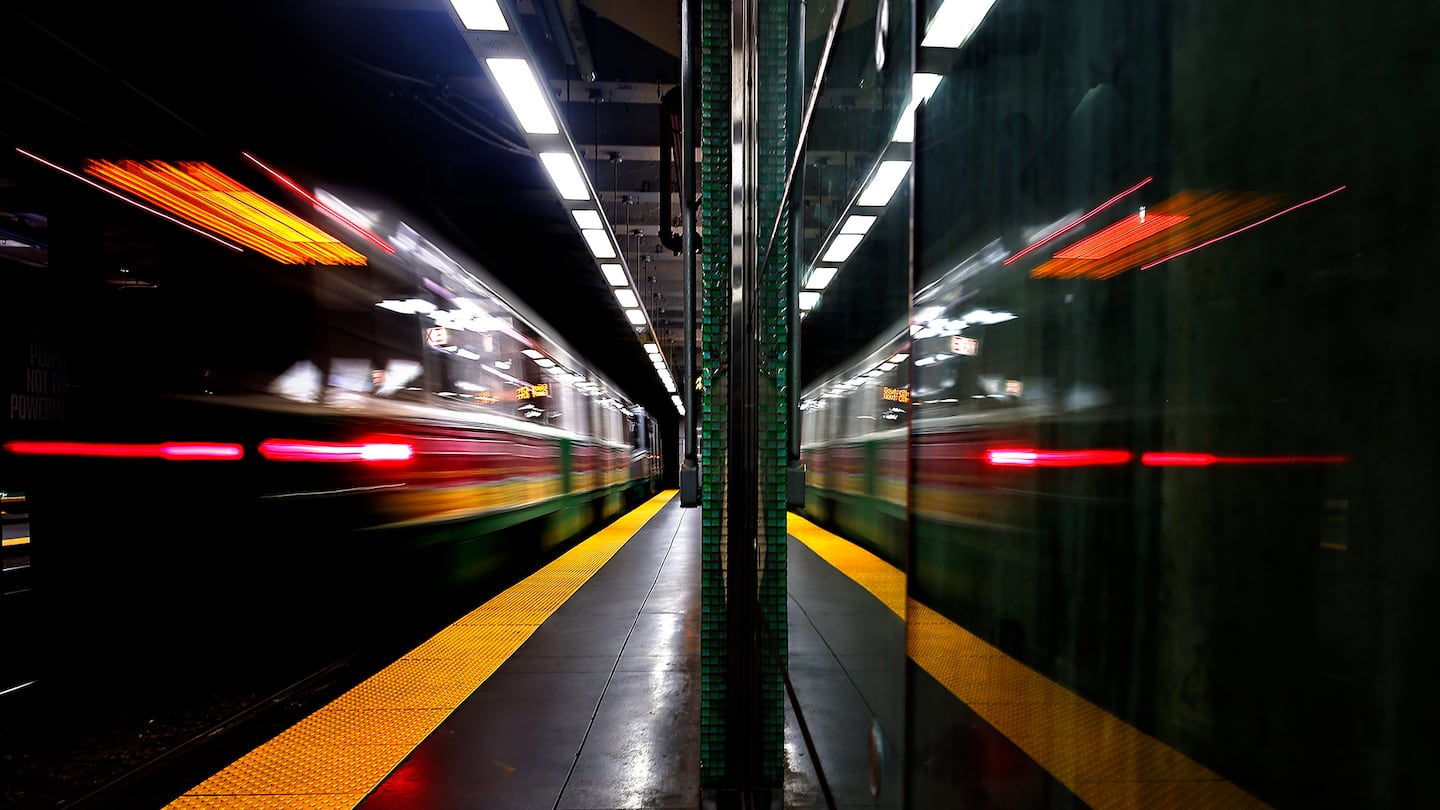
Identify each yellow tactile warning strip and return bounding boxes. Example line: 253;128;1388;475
164;489;677;809
2;536;29;547
786;513;1273;810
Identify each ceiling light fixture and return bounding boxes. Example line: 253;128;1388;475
858;160;912;207
601;263;627;285
538;152;589;200
581;228;617;258
921;0;998;49
448;0;508;31
805;266;839;291
485;58;560;134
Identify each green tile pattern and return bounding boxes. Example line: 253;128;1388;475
698;0;731;786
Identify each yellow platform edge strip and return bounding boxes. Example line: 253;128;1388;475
786;512;1273;810
165;489;677;809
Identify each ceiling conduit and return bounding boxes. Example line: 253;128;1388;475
659;85;684;255
555;0;598;82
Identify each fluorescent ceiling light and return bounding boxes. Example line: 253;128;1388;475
538;152;589;200
625;309;647;325
581;229;616;258
841;215;876;235
858;160;911;207
799;291;821;310
822;233;864;263
914;72;943;100
522;348;544;359
485;58;557;134
922;0;997;49
449;0;508;29
535;358;555;367
601;263;627;285
572;209;604;230
614;288;640;308
805;266;838;290
891;75;943;142
643;342;660;354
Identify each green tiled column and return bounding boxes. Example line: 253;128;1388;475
698;0;794;792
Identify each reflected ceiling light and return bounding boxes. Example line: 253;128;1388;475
571;209;604;229
538;152;589;200
601;263;627;285
922;0;998;49
841;215;877;235
799;291;821;310
914;72;943;100
643;342;661;354
614;288;640;308
822;233;864;263
581;228;616;258
521;348;545;359
889;353;909;362
449;0;507;30
84;159;366;265
486;58;559;134
805;266;838;290
535;358;555;367
858;160;911;207
624;309;647;325
892;73;944;143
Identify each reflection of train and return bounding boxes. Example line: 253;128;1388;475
801;215;1362;803
1;159;661;663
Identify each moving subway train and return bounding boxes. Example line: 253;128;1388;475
2;156;661;672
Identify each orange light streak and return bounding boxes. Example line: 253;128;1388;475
1053;213;1188;259
1031;190;1284;280
83;160;367;266
1139;186;1346;270
16;148;243;252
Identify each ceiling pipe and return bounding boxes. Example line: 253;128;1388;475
555;0;598;82
536;0;577;70
658;86;683;256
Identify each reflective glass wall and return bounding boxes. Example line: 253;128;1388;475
789;0;916;804
905;1;1438;808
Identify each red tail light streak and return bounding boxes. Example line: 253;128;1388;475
258;439;414;462
984;448;1133;467
3;441;244;460
1142;452;1348;467
983;448;1349;468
